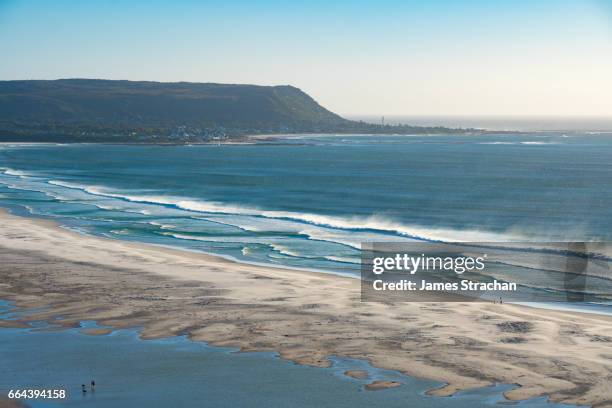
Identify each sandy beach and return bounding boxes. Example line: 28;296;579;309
1;209;611;407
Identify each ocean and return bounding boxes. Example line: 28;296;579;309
1;133;612;275
1;133;611;406
348;115;612;132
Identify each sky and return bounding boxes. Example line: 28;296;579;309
1;0;611;117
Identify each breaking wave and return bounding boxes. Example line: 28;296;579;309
1;168;32;178
46;179;524;243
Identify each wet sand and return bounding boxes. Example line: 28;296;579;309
345;370;369;379
365;381;402;391
0;209;611;407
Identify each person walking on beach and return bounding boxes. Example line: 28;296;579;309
91;380;95;392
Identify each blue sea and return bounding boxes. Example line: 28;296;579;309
2;133;612;273
1;133;612;406
1;134;612;301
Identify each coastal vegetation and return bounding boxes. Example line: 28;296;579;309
0;79;474;143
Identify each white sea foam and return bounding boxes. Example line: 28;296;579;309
110;229;131;235
1;168;31;178
94;204;150;215
269;243;303;258
161;232;255;244
93;204;120;211
161;232;321;259
5;176;538;245
48;180;105;193
148;221;176;230
1;182;62;200
324;255;360;264
194;216;265;232
186;205;521;242
46;179;529;243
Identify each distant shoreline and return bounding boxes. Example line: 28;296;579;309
0;129;527;145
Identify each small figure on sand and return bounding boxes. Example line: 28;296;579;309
81;384;87;394
91;380;96;392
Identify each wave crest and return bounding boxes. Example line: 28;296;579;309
46;178;523;243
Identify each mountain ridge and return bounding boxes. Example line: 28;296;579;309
0;79;471;142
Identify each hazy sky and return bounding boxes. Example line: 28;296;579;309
1;0;611;116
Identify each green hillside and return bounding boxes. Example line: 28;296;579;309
0;79;467;142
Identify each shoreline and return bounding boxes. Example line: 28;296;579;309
0;129;517;147
16;206;612;318
1;209;612;406
1;316;554;408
